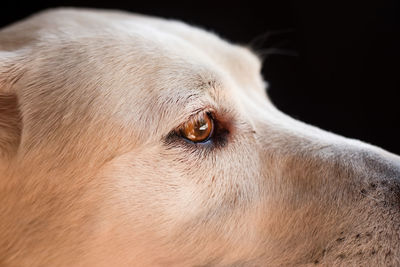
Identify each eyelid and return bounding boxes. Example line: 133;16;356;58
175;107;215;131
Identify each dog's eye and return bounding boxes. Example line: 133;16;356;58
180;113;214;143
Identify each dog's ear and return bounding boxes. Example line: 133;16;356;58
0;51;23;159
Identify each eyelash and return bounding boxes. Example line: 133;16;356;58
164;111;230;153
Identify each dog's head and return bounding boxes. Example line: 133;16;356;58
0;8;399;266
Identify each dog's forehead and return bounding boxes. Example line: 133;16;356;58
2;8;267;148
14;8;262;87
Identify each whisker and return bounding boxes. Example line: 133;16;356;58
247;29;297;62
248;28;295;50
258;47;298;58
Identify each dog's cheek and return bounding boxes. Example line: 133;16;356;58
88;143;265;263
88;148;194;247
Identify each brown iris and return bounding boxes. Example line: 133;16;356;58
180;113;214;143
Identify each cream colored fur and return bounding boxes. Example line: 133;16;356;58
0;8;399;266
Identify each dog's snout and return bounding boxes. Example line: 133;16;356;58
362;149;400;179
356;149;400;208
362;149;400;181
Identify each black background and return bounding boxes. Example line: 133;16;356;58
2;1;399;154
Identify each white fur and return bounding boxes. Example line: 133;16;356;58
0;8;399;266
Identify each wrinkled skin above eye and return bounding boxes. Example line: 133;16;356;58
180;113;214;143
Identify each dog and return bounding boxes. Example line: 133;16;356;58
0;8;399;266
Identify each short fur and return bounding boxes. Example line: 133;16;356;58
0;8;399;266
